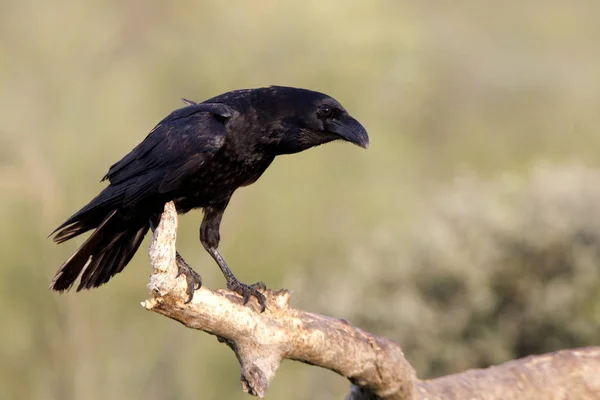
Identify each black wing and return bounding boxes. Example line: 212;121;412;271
102;102;233;204
53;102;234;236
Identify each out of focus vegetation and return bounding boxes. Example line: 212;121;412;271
299;163;600;378
1;1;599;399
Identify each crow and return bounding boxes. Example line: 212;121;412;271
50;86;369;311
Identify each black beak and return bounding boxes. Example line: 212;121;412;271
330;117;369;149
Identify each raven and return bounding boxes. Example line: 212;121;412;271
50;86;369;311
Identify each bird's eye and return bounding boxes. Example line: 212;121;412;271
319;104;332;117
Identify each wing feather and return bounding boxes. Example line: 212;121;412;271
102;102;232;201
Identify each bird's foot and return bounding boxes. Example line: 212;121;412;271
226;279;267;312
175;254;202;304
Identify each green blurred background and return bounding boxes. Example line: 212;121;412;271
2;0;600;399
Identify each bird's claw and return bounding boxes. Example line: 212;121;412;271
175;257;202;304
227;279;267;312
250;281;267;291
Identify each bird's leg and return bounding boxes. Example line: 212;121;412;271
149;215;202;304
201;203;267;312
205;246;267;312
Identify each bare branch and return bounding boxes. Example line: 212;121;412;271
142;202;600;399
417;347;600;400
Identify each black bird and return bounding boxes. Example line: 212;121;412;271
50;86;369;311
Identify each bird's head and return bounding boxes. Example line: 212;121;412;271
267;87;369;155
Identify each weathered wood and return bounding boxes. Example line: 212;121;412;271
142;202;600;399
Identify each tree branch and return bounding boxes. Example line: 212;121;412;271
141;202;600;399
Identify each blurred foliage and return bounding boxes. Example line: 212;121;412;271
299;164;600;378
1;0;599;399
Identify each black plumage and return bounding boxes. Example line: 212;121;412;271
50;86;369;311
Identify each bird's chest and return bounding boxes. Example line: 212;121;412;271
181;148;273;204
206;154;268;188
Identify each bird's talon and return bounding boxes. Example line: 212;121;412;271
256;293;267;313
184;290;194;304
251;281;267;291
227;279;267;312
176;260;202;303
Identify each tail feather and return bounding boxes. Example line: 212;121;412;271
76;223;148;290
50;185;126;240
50;210;117;291
53;220;98;244
50;208;149;292
87;247;121;289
